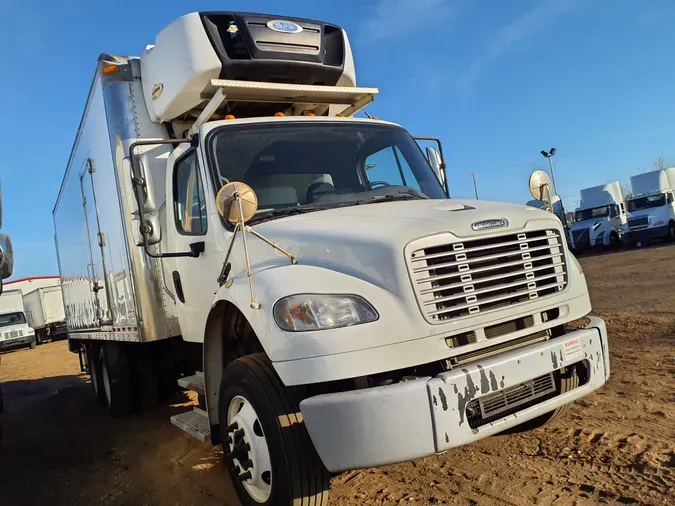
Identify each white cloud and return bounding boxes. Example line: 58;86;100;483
360;0;457;40
456;0;580;89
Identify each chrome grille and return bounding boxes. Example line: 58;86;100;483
409;229;567;323
4;330;23;339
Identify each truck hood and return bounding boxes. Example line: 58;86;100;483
250;199;561;296
0;323;32;339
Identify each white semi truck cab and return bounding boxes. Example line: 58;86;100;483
624;168;675;247
53;12;610;506
568;181;627;252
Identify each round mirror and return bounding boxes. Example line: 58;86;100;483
528;170;553;201
216;182;259;224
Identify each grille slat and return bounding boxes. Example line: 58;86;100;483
422;272;564;307
409;229;567;323
412;242;560;274
417;253;564;284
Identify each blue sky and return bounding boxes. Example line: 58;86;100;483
2;0;675;279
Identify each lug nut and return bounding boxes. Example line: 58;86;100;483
242;459;253;470
224;436;232;445
226;422;239;433
235;440;251;452
238;470;252;481
233;428;245;441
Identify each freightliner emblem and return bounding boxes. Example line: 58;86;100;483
471;218;508;231
267;20;304;34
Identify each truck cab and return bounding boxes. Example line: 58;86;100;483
568;181;627;252
0;289;35;351
624;168;675;247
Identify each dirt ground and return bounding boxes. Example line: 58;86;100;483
1;246;673;506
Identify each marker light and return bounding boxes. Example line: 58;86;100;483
275;112;285;117
102;64;119;75
225;115;235;120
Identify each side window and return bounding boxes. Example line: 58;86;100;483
174;152;208;235
610;204;618;217
364;146;421;191
668;193;674;204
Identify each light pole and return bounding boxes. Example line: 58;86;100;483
540;148;559;197
469;172;479;199
540;148;569;235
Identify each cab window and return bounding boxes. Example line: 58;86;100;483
174;152;208;235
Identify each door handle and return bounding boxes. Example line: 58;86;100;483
172;271;185;303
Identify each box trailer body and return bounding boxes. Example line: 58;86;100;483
53;11;610;506
0;289;36;351
624;168;675;246
568;181;628;251
22;286;67;342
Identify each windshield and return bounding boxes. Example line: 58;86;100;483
575;205;611;222
0;312;26;327
627;194;666;212
208;122;446;223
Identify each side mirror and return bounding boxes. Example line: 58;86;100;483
0;233;14;280
130;156;157;213
426;146;445;187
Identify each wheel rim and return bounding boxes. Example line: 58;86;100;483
226;395;272;503
101;357;112;406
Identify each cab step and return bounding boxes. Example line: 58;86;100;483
170;407;211;442
177;371;205;395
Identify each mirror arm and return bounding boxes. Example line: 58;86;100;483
414;136;450;197
129;139;205;259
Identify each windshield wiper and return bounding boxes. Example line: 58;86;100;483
248;204;336;224
362;193;426;205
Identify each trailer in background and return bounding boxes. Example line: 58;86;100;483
23;286;67;344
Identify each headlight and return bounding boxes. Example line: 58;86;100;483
273;294;378;332
653;220;664;226
26;328;35;335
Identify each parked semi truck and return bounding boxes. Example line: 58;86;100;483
23;285;67;344
53;12;610;506
624;168;675;247
568;181;628;253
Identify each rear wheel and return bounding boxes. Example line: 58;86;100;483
219;354;330;506
100;342;134;417
503;366;580;433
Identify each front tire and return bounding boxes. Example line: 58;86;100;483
219;354;330;506
668;222;675;241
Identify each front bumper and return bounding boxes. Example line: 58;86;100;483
0;334;35;350
624;225;668;244
300;317;609;473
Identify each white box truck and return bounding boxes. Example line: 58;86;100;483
0;289;36;351
22;286;67;344
53;12;610;506
568;181;628;252
624;168;675;247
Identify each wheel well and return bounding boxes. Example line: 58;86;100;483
203;300;265;444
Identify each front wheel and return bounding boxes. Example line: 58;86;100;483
668;222;675;241
219;354;330;506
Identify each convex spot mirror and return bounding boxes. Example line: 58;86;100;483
426;147;445;187
216;182;259;223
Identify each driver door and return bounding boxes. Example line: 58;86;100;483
166;146;220;343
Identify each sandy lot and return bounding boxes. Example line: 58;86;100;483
0;246;673;506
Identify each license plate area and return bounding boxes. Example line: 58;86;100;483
478;372;556;419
